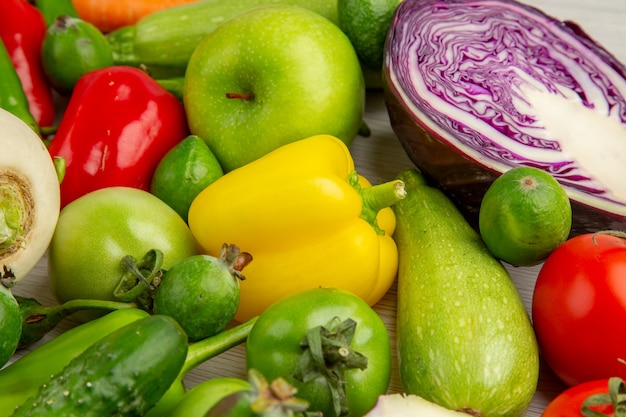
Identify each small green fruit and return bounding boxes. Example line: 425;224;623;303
150;135;223;223
153;245;252;341
479;166;572;266
338;0;402;70
41;15;114;94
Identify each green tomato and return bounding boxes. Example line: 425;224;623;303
169;377;250;417
245;287;391;417
48;187;198;321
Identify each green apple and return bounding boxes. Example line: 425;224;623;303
183;5;365;172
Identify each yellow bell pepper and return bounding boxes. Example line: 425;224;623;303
188;135;406;322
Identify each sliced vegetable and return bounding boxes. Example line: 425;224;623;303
364;394;470;417
0;108;60;283
188;135;405;322
383;0;626;235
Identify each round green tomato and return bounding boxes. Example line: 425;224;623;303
48;187;198;321
245;287;391;417
169;377;250;417
153;253;241;341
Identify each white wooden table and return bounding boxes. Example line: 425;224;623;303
8;0;626;415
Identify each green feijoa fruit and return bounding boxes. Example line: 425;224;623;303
153;245;252;341
338;0;402;70
41;15;114;94
0;284;20;368
150;135;223;223
479;166;572;266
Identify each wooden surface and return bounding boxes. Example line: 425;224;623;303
8;0;626;415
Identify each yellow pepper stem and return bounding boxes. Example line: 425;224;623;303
350;171;406;235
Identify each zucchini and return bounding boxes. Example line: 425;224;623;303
11;315;187;416
106;0;339;76
392;169;539;417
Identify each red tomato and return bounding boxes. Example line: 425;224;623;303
532;232;626;387
542;379;616;417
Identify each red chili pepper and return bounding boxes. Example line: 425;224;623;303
48;66;189;208
0;0;55;128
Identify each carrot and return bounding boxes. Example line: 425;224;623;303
72;0;202;33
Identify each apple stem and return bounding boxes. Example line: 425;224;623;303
225;92;254;101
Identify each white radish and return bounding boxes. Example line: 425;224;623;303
364;394;474;417
0;108;60;283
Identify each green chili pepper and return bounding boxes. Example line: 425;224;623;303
15;295;136;349
145;316;259;417
0;39;39;134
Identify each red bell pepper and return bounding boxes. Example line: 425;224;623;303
47;66;189;208
0;0;55;128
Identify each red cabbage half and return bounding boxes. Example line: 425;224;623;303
383;0;626;235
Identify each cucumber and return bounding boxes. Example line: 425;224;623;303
392;170;539;417
107;0;339;76
11;315;187;416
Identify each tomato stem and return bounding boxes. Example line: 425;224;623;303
293;316;368;417
113;249;165;311
582;377;626;417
